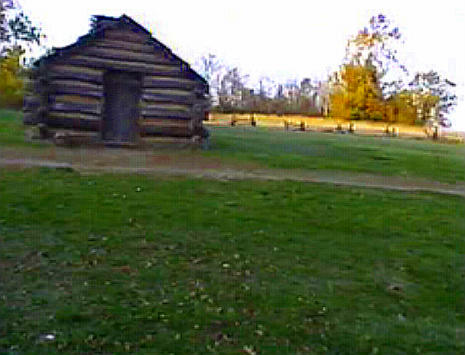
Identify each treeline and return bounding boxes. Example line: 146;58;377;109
195;55;323;116
196;14;457;127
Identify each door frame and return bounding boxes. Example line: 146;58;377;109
101;70;143;144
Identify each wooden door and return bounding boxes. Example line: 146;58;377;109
103;71;141;142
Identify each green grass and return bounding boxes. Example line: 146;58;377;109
1;168;464;354
1;109;465;183
0;109;47;148
205;127;465;184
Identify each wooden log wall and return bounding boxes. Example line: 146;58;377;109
27;27;209;139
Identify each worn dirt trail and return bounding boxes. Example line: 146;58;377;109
1;147;464;198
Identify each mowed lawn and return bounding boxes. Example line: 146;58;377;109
2;109;465;184
1;168;464;354
205;127;465;184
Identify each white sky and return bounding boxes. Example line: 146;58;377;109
19;0;465;130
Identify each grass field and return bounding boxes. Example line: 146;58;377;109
1;109;464;354
205;127;465;184
1;169;464;354
1;110;465;184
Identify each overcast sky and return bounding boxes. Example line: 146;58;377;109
19;0;465;130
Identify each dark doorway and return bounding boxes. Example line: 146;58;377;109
103;71;141;143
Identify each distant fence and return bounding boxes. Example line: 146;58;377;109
206;113;440;140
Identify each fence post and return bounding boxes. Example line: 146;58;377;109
251;113;257;127
384;125;391;136
231;114;236;126
349;122;356;133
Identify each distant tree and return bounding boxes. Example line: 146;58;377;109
328;13;459;126
194;54;226;108
344;13;409;109
346;13;407;80
330;63;384;120
218;67;248;111
408;71;457;127
1;0;41;53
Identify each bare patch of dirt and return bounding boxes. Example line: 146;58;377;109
1;146;464;198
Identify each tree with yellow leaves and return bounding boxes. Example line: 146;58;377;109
0;48;24;108
329;63;384;121
0;0;42;108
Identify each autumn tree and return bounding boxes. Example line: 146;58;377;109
0;0;42;108
329;63;384;120
408;71;457;127
329;14;420;123
345;14;407;80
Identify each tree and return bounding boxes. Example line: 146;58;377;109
194;54;231;108
0;47;24;107
346;13;407;80
344;13;409;110
329;14;407;121
1;0;41;53
0;0;42;108
408;71;457;127
329;63;384;120
218;66;248;111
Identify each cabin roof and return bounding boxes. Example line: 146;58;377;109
35;14;207;85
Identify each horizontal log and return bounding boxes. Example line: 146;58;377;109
142;103;191;112
144;88;194;97
65;55;184;73
103;29;152;43
50;79;102;91
51;94;101;105
142;93;195;105
47;64;103;77
50;102;102;115
47;60;205;87
82;46;174;65
93;39;163;54
51;58;196;79
47;112;100;131
23;112;40;125
23;96;41;111
46;65;103;84
144;75;196;85
139;118;190;128
141;108;191;119
141;125;193;138
48;86;104;99
143;78;198;90
48;81;103;99
47;72;103;85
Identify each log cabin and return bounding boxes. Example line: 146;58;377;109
23;14;209;145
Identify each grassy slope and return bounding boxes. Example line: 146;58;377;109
205;127;465;184
1;109;465;183
1;169;464;354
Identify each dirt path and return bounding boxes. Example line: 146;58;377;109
1;147;464;198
